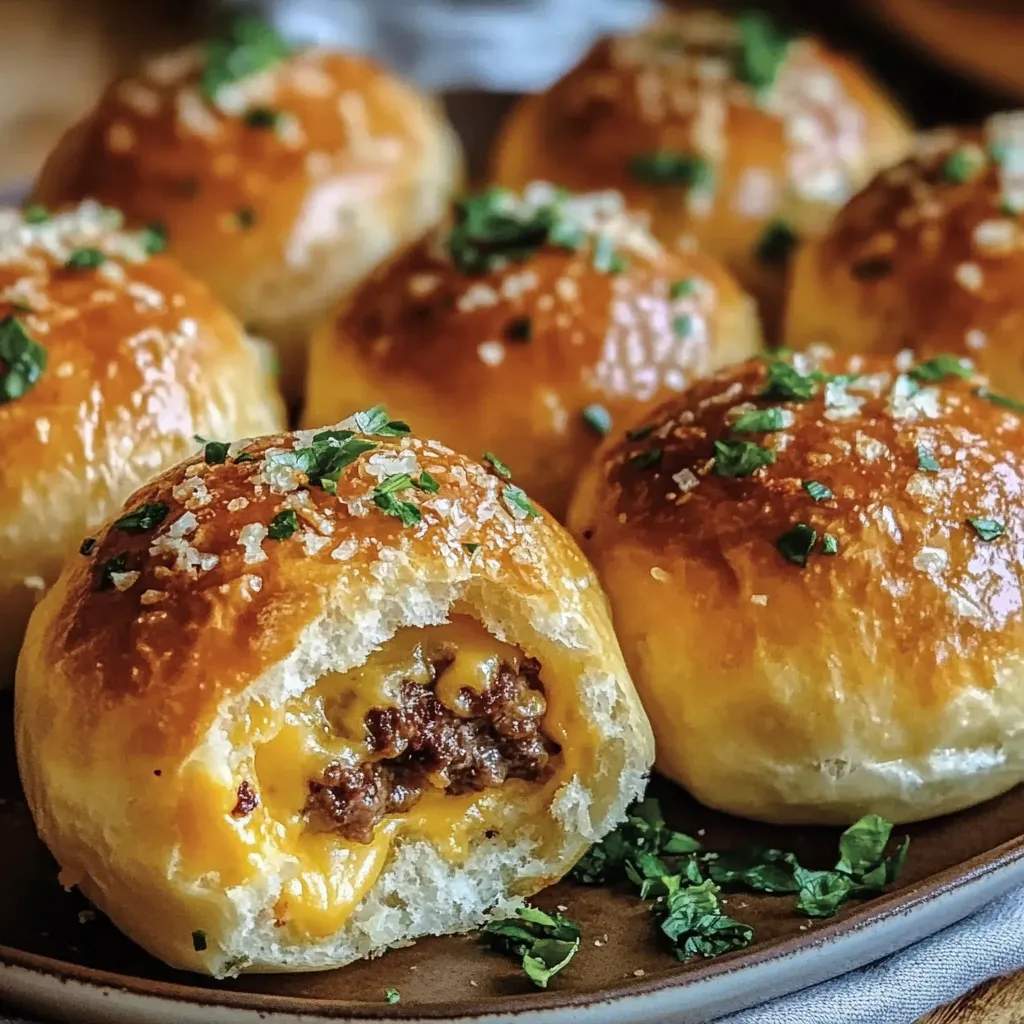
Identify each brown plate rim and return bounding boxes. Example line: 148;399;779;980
3;829;1024;1019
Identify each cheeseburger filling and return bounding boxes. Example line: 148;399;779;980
304;653;560;843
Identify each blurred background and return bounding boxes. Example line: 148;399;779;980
1;0;1022;190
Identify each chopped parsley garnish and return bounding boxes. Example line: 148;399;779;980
483;906;581;990
822;533;839;555
974;386;1024;413
269;430;378;494
195;436;230;464
0;315;47;403
463;542;480;555
732;407;787;433
505;316;532;342
582;403;612;436
114;502;169;533
353;405;410;436
670;278;698;300
916;446;940;472
141;222;167;255
909;354;972;383
802;480;833;502
735;10;791;96
64;247;106;271
243;106;281;129
626;424;655;441
98;552;130;591
573;797;909;954
235;207;256;230
503;485;540;518
592;234;627;274
776;523;817;567
483;451;513;479
79;537;97;556
713;439;775;477
673;313;694;337
385;989;401;1005
629;448;663;470
201;16;290;103
23;204;49;224
268;509;299;540
756;220;798;264
414;470;440;493
942;144;986;184
968;518;1005;541
760;358;817;401
629;151;714;189
234;451;257;463
374;475;421;527
191;930;208;952
447;187;583;273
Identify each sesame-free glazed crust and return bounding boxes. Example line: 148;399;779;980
491;8;912;335
0;202;284;684
303;184;762;520
32;41;462;396
569;350;1024;825
787;115;1024;399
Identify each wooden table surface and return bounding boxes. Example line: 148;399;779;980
922;973;1024;1023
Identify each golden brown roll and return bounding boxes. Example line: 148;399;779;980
0;200;284;686
31;17;463;398
569;348;1024;825
786;114;1024;398
491;7;913;335
16;413;654;975
303;182;762;520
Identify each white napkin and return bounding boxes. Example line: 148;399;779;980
3;886;1024;1024
249;0;659;91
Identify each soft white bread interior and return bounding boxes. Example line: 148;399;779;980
0;200;284;687
16;416;653;976
569;348;1024;826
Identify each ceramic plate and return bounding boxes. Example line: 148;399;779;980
2;697;1024;1023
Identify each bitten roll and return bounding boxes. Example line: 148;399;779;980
570;350;1024;826
16;413;653;976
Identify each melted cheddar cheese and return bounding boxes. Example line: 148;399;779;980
189;616;585;941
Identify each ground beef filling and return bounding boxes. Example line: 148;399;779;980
304;657;560;843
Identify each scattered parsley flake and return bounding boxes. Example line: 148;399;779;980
195;436;230;464
463;542;480;555
414;470;440;494
761;359;816;401
582;403;612;436
141;222;167;255
756;220;798;264
732;407;787;433
114;502;169;533
975;386;1024;413
98;552;130;591
503;485;540;518
968;518;1005;541
268;509;299;540
505;316;532;342
592;234;627;274
385;989;401;1005
917;446;940;472
713;439;775;477
673;313;695;337
909;354;972;383
802;480;833;502
670;278;698;299
777;523;817;567
483;906;582;989
374;475;421;526
626;424;655;441
64;247;107;271
243;106;281;129
235;207;256;230
79;537;97;556
201;16;290;102
353;405;410;436
629;151;714;190
822;533;839;555
483;451;513;479
0;316;47;402
736;10;791;96
629;448;663;470
23;204;49;224
234;451;257;463
942;144;986;184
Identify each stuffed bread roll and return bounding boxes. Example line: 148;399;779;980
15;413;653;977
